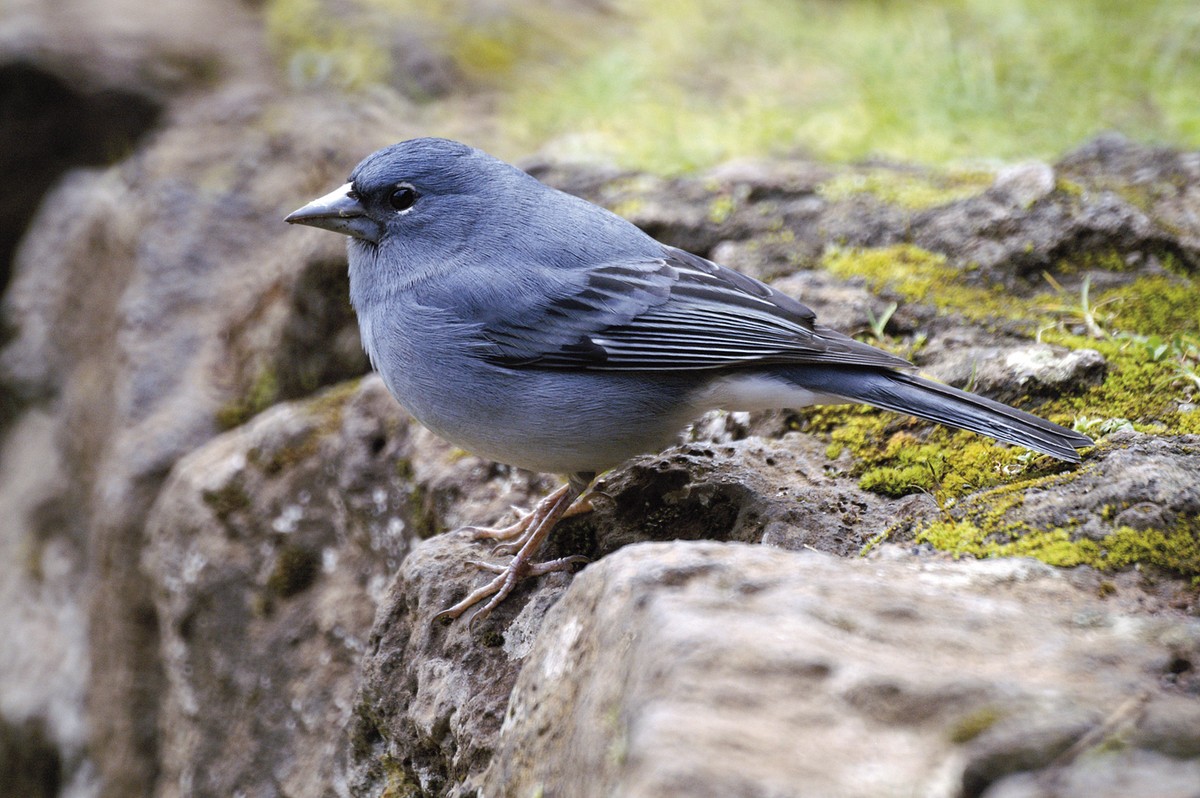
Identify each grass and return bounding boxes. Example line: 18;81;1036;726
497;0;1200;172
263;0;1200;172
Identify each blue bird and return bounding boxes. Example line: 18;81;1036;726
286;138;1092;622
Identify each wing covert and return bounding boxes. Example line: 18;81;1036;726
481;247;911;371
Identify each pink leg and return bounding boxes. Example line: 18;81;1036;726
434;475;594;624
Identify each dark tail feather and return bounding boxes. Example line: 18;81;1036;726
783;366;1094;462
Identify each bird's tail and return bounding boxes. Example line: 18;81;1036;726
781;366;1094;462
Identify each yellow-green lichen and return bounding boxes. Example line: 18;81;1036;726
377;753;419;798
817;168;993;210
916;518;1200;579
707;192;737;224
948;706;1006;744
216;368;280;431
808;245;1199;582
822;244;1031;326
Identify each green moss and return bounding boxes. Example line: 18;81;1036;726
1039;274;1200;437
707;193;737;224
378;753;419;798
216;369;280;431
817;168;992;210
915;517;1200;578
822;244;1035;327
267;545;321;598
820;248;1199;444
803;247;1200;594
264;0;391;89
201;479;252;522
949;706;1006;744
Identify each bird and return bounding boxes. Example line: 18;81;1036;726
285;137;1093;623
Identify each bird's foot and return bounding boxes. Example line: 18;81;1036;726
433;553;590;625
490;495;593;557
434;479;590;625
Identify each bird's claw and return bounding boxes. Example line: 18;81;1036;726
432;553;591;626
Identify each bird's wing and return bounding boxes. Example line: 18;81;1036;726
480;247;912;372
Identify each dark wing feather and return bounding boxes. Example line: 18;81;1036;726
482;247;911;372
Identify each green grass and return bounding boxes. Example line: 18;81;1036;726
497;0;1200;172
263;0;1200;171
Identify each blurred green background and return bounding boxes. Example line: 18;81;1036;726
267;0;1200;172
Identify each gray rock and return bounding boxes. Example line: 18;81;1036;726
0;91;403;796
346;420;923;796
481;542;1200;798
924;343;1107;404
991;161;1056;209
145;379;414;798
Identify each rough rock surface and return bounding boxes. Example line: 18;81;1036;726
145;380;414;798
0;91;402;796
482;542;1200;798
346;421;931;797
937;433;1200;544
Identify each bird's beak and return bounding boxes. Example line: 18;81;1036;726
285;182;381;243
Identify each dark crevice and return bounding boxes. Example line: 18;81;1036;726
0;61;164;299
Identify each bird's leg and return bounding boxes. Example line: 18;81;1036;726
490;493;594;556
434;473;595;625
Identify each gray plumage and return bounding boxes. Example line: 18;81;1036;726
287;137;1090;472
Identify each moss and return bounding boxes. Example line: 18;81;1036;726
267;545;321;598
817;168;992;210
949;706;1006;744
803;246;1199;584
1040;274;1200;438
707;193;737;224
264;0;392;89
201;479;252;522
378;753;419;798
915;517;1200;578
818;249;1200;447
216;368;280;431
822;244;1033;327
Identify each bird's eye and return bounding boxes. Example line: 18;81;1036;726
389;186;418;212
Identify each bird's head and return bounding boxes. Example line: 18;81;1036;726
285;137;534;250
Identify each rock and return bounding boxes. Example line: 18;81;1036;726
146;376;561;798
0;91;401;796
1059;133;1200;257
942;433;1200;548
481;542;1200;798
991;161;1057;208
347;427;926;796
145;379;409;798
978;751;1200;798
0;0;268;298
924;343;1107;405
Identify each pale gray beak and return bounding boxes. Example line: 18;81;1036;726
285;182;382;243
